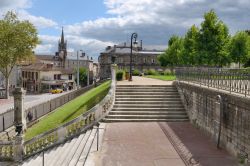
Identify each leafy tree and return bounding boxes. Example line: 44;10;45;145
158;35;184;73
229;31;250;68
0;11;39;98
182;25;199;65
198;10;230;66
78;67;88;86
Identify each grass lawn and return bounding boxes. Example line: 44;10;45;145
145;75;176;81
25;81;111;141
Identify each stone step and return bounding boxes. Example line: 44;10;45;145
75;128;97;166
116;87;177;90
109;111;187;115
105;114;188;119
115;98;181;101
68;130;92;166
60;134;86;166
116;89;178;92
116;92;179;95
112;108;185;111
103;118;189;122
117;85;175;87
115;95;180;98
113;104;184;108
115;101;183;105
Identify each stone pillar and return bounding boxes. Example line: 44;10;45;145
13;87;25;162
13;87;26;132
111;64;117;82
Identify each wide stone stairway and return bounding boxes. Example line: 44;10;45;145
22;123;105;166
104;84;189;122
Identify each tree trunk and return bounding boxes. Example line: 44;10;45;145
5;77;9;99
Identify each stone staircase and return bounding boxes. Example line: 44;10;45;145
103;85;189;122
22;123;106;166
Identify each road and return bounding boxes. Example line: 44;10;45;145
0;90;74;114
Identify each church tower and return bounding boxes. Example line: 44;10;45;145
56;27;67;67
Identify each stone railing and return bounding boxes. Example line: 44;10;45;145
24;80;115;158
0;141;14;161
23;65;116;158
0;65;116;162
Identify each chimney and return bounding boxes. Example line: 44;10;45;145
91;57;93;60
140;40;142;49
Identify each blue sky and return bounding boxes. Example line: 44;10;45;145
0;0;250;61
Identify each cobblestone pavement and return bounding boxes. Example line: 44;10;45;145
91;122;238;166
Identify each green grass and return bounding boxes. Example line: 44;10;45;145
25;81;111;141
145;75;176;81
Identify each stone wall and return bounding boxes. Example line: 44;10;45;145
174;81;250;161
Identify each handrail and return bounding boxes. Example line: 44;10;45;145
23;65;116;159
175;67;250;97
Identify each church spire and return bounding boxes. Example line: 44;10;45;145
61;27;64;44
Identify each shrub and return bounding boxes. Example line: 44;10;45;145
148;69;158;75
133;69;140;76
116;70;124;81
163;69;172;75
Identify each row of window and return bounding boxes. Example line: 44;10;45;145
114;57;156;64
22;71;38;80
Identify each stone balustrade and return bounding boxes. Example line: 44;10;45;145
0;141;14;160
0;65;116;162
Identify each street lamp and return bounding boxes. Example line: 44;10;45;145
77;50;83;89
129;32;138;81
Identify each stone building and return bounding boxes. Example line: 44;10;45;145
21;28;95;93
22;63;75;93
98;42;164;79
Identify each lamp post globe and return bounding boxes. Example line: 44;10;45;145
129;32;138;81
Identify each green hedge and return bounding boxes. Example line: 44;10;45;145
116;70;124;81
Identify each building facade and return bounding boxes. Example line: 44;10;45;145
21;28;95;93
22;63;75;93
98;42;165;79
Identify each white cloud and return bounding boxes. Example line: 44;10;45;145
18;10;58;28
65;0;250;48
35;34;114;61
0;0;32;10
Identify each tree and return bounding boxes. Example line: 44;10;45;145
198;10;230;66
77;67;88;86
0;11;39;98
158;35;184;73
229;31;250;68
182;25;199;65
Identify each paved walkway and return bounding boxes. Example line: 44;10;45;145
0;90;74;114
90;122;238;166
93;122;185;166
117;76;173;85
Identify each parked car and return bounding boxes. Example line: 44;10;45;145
50;88;63;94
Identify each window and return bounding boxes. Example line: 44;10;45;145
69;74;72;80
58;74;61;80
152;59;155;64
54;74;57;80
36;72;38;80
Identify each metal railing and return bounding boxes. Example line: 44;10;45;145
175;67;250;97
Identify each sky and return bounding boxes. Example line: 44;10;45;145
0;0;250;61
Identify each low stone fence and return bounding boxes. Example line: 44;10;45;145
0;81;110;133
24;79;115;158
0;65;116;162
175;81;250;163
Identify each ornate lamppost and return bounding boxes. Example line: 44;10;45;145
129;33;138;81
